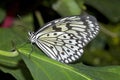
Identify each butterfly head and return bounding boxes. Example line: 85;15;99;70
28;31;36;43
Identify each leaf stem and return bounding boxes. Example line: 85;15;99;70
0;50;19;57
101;26;118;38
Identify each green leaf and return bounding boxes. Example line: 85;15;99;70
0;50;19;67
52;0;84;16
19;44;91;80
73;64;120;80
85;0;120;22
0;14;33;80
0;50;33;80
0;14;33;51
18;44;120;80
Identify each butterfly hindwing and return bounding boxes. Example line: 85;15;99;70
29;14;99;63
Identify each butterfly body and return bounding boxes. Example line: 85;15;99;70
29;14;99;63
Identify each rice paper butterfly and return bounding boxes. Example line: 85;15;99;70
28;14;99;63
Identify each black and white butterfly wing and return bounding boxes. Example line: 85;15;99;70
29;15;99;63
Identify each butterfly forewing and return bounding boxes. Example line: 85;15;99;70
29;14;99;63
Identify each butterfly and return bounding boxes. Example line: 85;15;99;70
28;14;99;63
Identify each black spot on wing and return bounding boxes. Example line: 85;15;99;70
53;25;62;31
53;33;57;35
66;23;72;30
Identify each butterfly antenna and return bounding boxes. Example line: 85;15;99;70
17;14;26;26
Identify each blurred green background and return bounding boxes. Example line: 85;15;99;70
0;0;120;79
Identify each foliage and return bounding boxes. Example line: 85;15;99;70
0;0;120;80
